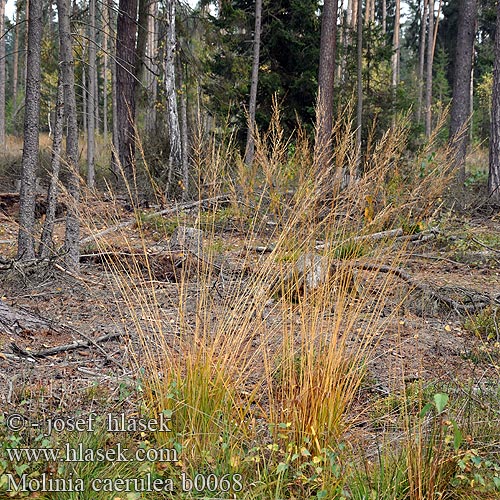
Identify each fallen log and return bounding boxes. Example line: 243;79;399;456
80;195;231;246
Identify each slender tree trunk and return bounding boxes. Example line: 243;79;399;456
244;0;263;167
489;0;500;203
425;0;434;137
356;0;363;169
109;0;119;174
57;0;80;271
103;0;108;141
382;0;387;34
12;1;19;112
449;0;478;185
315;0;339;173
24;0;29;86
416;0;427;124
165;0;182;193
82;59;87;134
39;79;64;258
116;0;138;183
179;64;189;200
392;0;400;88
87;0;96;188
135;0;148;84
17;0;42;260
146;0;158;135
0;0;6;148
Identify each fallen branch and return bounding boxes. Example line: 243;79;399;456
80;195;231;246
9;332;123;359
354;262;492;313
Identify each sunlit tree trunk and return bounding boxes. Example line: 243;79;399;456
57;0;80;271
17;0;42;260
490;3;500;203
244;0;262;167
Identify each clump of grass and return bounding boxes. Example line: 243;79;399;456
464;307;500;341
75;103;459;499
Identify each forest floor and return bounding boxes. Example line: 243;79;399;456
0;187;499;498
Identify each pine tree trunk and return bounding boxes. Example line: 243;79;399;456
146;0;158;135
24;0;29;86
57;0;80;271
0;0;6;148
489;2;500;203
87;0;96;188
12;1;19;112
392;0;400;88
425;0;434;137
416;0;427;124
179;64;189;201
244;0;262;167
315;0;339;173
449;0;478;185
356;0;363;169
39;79;64;258
17;0;42;261
116;0;138;183
165;0;182;193
109;0;119;174
103;0;108;141
82;59;87;135
382;0;387;33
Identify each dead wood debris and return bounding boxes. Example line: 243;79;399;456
79;194;231;246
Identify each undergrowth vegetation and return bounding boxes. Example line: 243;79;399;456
1;108;499;499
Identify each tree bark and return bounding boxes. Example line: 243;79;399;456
425;0;434;138
102;0;108;142
57;0;80;271
315;0;339;173
116;0;138;183
244;0;263;167
146;0;158;135
135;0;148;84
12;1;20;113
488;0;500;203
449;0;478;185
356;0;362;166
165;0;182;193
416;0;427;124
0;0;6;148
382;0;386;34
108;0;119;174
17;0;42;261
392;0;401;88
87;0;96;188
179;64;189;200
39;78;64;258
